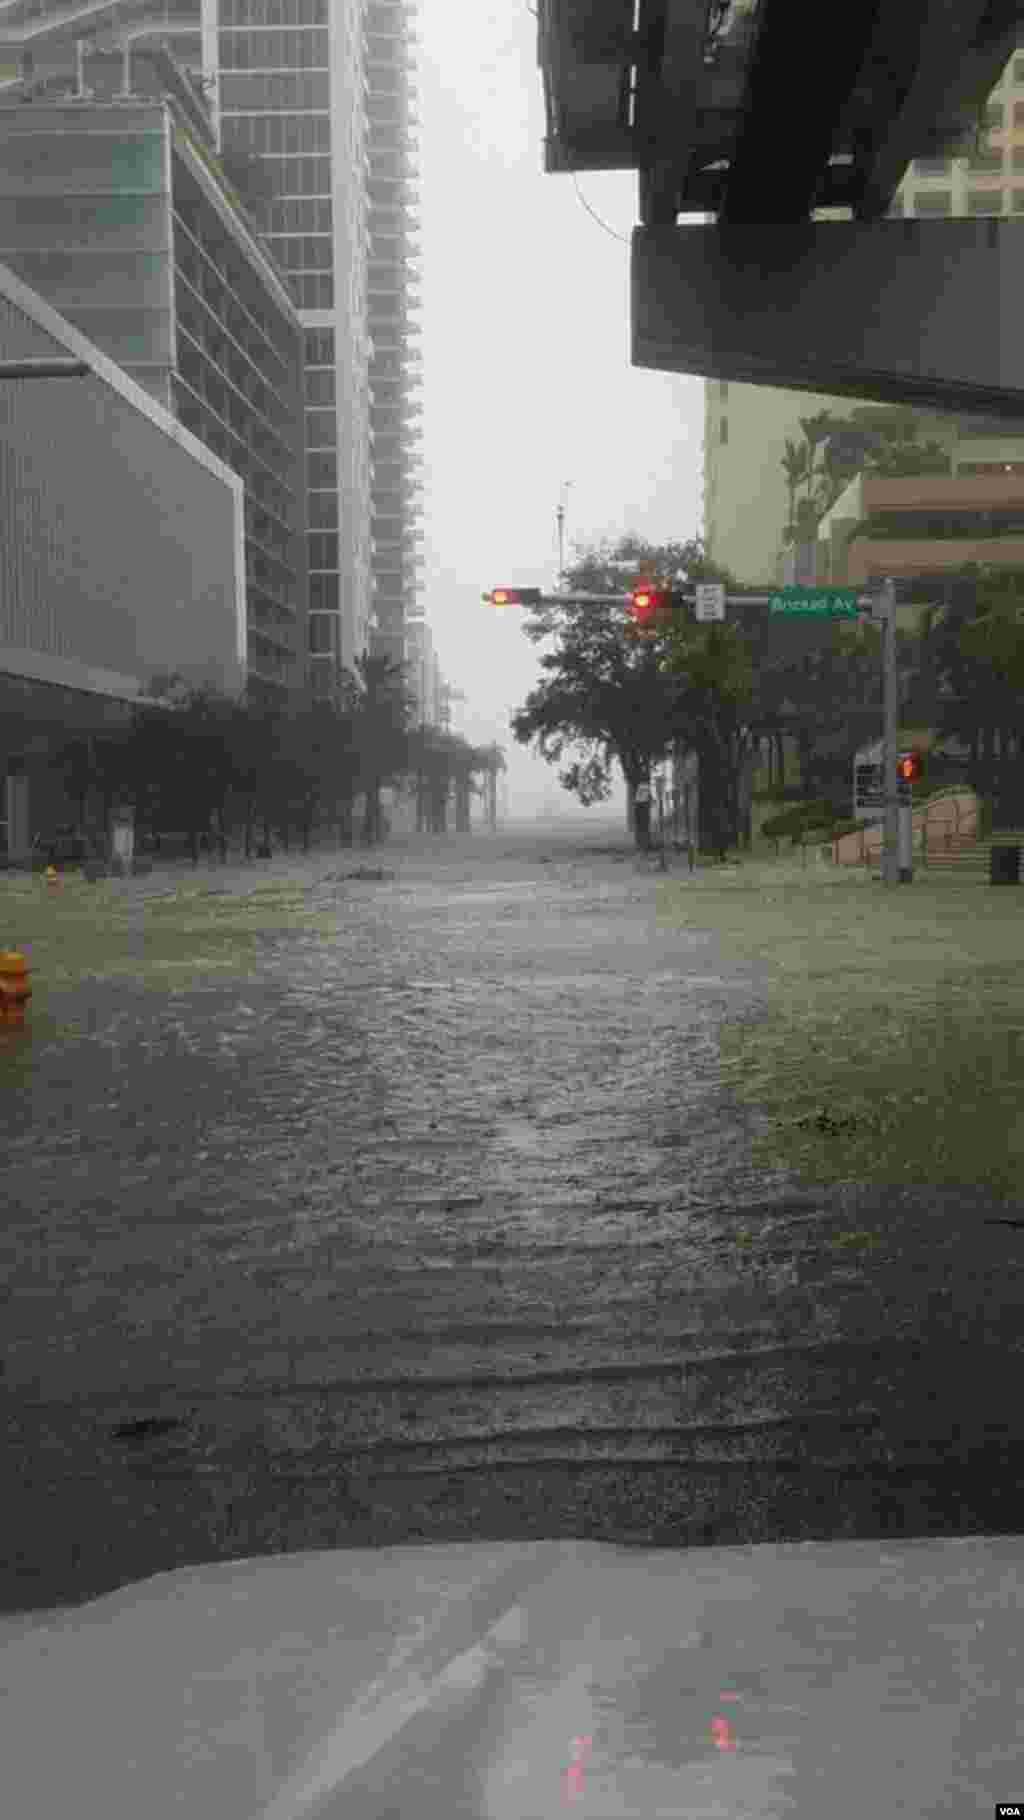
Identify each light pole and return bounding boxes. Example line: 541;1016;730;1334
555;481;572;590
875;577;913;885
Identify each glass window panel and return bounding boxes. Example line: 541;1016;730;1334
309;573;340;612
304;367;335;404
308;492;339;529
308;450;337;488
308;532;338;569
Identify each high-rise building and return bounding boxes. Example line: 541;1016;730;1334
0;0;435;726
364;0;423;676
0;0;378;699
0;64;308;707
213;0;374;692
702;43;1024;587
0;255;246;856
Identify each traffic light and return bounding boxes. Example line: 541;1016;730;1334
896;749;923;784
482;587;543;607
626;583;672;638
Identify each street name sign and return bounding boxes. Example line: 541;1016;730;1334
769;586;859;618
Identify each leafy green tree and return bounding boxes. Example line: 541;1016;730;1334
511;534;720;844
928;567;1024;827
780;407;953;554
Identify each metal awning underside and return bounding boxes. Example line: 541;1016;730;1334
538;0;1024;224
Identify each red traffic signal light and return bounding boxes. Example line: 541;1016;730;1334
627;584;671;637
483;587;542;607
896;750;923;784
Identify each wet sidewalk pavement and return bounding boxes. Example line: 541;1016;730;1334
3;822;1024;1615
2;1532;1021;1818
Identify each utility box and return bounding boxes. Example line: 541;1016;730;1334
990;844;1021;886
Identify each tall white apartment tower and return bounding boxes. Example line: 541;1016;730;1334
213;0;374;690
364;0;423;677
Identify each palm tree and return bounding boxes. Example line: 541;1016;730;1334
781;438;810;544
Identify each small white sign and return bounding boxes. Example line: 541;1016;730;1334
695;583;725;622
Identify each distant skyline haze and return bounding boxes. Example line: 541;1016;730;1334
417;2;704;817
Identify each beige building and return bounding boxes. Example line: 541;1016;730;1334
702;44;1024;586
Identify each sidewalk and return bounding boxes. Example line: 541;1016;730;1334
1;1533;1019;1819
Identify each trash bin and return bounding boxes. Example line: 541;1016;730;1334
990;844;1021;885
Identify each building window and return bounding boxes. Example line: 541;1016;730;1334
307;450;337;489
219;29;329;70
303;328;334;366
303;367;335;405
967;148;1003;173
308;612;338;654
984;103;1005;128
1013;145;1024;171
719;380;728;400
967;190;1004;214
308;493;338;530
914;157;950;177
308;533;337;570
305;407;336;447
219;71;329;109
719;415;728;446
1015;55;1024;83
222;0;327;22
1013;190;1024;212
309;573;340;612
1015;100;1024;125
292;273;333;308
912;191;952;214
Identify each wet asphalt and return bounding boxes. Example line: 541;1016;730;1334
3;819;1024;1616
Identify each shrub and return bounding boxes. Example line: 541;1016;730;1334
761;798;835;844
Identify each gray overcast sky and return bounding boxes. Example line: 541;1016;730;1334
415;1;706;818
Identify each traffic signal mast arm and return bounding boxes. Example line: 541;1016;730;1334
483;590;880;609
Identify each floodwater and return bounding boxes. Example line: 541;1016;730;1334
4;819;1024;1616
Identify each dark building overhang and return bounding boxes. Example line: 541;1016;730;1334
538;0;1024;226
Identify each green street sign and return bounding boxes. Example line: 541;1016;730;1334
769;587;859;618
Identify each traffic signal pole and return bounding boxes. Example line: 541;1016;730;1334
487;584;911;881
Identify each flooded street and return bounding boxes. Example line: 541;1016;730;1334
4;820;1024;1615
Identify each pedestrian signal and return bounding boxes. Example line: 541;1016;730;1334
896;750;923;783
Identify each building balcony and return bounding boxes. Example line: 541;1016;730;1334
861;471;1024;512
845;536;1024;586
